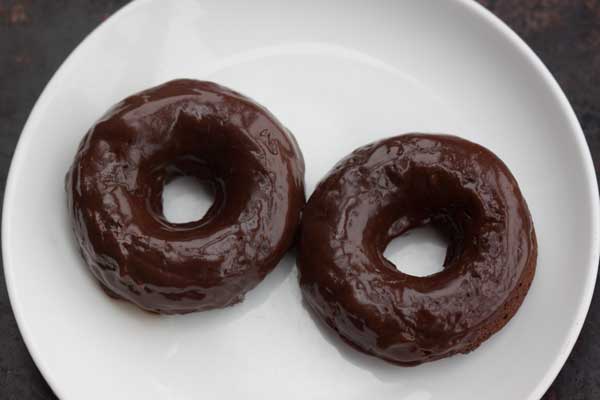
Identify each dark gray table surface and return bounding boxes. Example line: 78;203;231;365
1;1;599;399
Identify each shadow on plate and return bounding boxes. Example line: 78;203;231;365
300;297;413;383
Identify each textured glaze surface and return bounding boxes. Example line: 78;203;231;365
298;134;537;365
65;79;305;314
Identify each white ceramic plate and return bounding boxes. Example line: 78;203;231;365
4;0;599;399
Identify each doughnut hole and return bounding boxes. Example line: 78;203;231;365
162;176;216;224
383;224;449;277
144;115;258;227
375;166;483;278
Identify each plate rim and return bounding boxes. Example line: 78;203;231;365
3;0;599;399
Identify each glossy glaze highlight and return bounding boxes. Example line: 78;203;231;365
298;134;536;365
66;80;305;314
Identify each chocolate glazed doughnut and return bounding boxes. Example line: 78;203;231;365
66;80;305;314
298;134;536;365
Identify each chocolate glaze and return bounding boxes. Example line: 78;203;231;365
66;79;305;314
298;134;537;365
